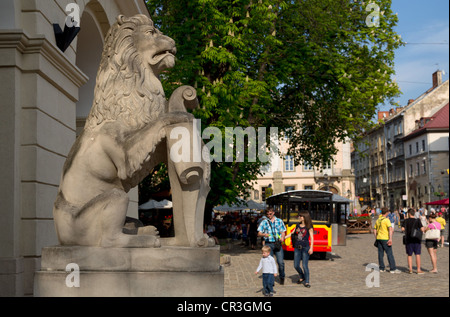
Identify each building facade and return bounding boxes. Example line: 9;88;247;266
385;109;407;211
0;0;150;296
252;138;355;208
352;71;449;211
403;104;449;208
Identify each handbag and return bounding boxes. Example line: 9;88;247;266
373;240;379;248
409;219;422;240
410;227;422;240
424;223;440;240
273;240;282;252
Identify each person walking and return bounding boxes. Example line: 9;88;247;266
414;208;420;219
435;213;446;248
255;245;278;296
424;213;441;273
399;209;406;228
387;209;398;232
257;208;286;285
248;217;258;249
206;221;219;245
285;211;314;288
373;207;401;273
420;209;428;227
401;208;425;274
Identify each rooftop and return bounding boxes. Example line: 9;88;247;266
403;103;449;141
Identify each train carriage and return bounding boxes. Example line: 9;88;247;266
266;190;349;259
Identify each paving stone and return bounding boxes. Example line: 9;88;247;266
222;227;449;297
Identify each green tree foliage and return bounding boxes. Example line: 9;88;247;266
142;0;403;207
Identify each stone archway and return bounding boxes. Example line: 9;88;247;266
75;1;109;135
73;0;144;219
319;186;339;194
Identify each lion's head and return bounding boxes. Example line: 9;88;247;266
85;14;176;131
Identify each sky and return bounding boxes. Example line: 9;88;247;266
380;0;449;111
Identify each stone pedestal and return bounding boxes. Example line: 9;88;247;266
34;245;223;297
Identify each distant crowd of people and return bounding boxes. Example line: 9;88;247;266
359;206;448;226
205;211;267;249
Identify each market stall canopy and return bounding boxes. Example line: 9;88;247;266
213;203;236;212
245;200;266;210
425;198;449;205
214;199;266;212
139;199;173;210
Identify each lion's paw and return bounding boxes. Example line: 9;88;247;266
197;236;216;248
137;225;159;236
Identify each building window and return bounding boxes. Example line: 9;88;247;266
321;160;332;170
262;187;272;201
422;140;426;152
409;164;413;177
422;161;426;174
285;186;295;192
284;155;295;172
304;185;313;190
416;142;419;153
416;162;420;176
409;144;412;155
303;161;313;171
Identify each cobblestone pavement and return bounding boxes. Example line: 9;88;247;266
221;227;449;297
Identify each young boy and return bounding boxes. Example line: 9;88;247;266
255;245;278;296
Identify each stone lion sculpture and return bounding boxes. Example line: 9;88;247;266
53;14;213;248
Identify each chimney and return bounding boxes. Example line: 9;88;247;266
432;70;442;88
377;111;389;121
408;99;415;105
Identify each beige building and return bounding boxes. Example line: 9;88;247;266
251;137;355;207
0;0;150;296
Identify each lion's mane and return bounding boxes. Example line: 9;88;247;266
85;14;165;131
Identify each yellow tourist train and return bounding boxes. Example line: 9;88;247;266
266;190;350;259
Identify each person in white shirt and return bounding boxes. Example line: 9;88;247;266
255;245;277;296
206;222;218;245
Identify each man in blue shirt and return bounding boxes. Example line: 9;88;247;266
387;209;398;232
258;208;286;285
